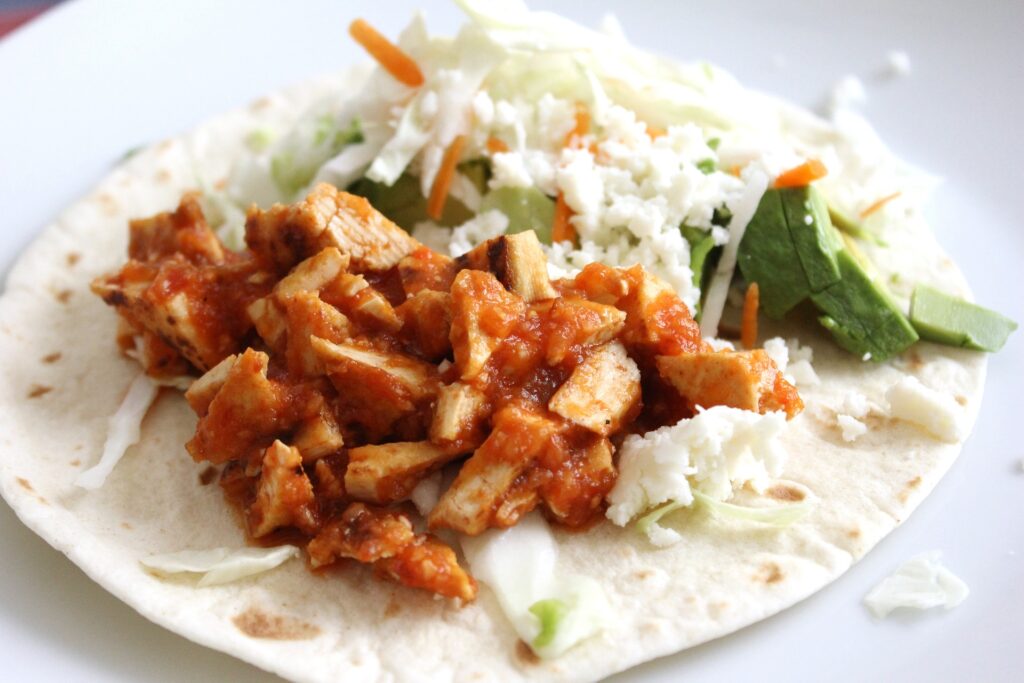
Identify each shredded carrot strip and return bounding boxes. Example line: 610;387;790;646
552;192;577;244
773;159;828;188
564;104;591;149
741;282;760;350
646;125;667;139
427;135;466;221
349;19;424;88
730;165;743;177
486;137;509;154
859;191;902;218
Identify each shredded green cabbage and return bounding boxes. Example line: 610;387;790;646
693;490;811;527
529;598;570;648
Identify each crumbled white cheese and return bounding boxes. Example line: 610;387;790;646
837;414;868;442
763;337;789;371
140;546;299;587
490;151;534;189
829;75;867;113
864;552;968;618
886;376;964;443
448;209;509;257
842;391;871;419
606;406;788;527
705;337;736;352
763;336;818;386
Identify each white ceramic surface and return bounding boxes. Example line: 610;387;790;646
0;1;1021;681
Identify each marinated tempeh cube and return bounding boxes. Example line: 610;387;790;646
456;230;557;302
548;341;641;435
396;290;453;362
248;440;318;537
429;382;489;449
429;406;560;535
376;536;477;602
449;270;527;380
540;433;615;527
398;246;458;296
544;297;627;365
245;183;420;273
128;193;225;265
656;349;803;418
346;441;464;504
293;410;345;462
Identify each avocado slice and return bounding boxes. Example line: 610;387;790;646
347;173;474;230
910;285;1017;352
811;250;919;361
737;189;811;318
778;187;843;292
480;186;556;243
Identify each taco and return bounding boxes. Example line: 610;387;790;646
0;2;1014;682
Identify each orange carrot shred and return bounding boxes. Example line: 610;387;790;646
859;191;902;219
773;159;828;188
646;125;667;139
564;104;591;149
349;19;424;88
552;192;577;244
741;282;760;350
730;165;743;177
427;135;466;221
486;137;509;154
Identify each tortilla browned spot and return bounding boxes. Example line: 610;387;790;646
55;290;72;304
70;459;81;467
847;527;861;539
756;562;784;585
633;569;653;580
155;168;172;183
66;252;81;266
27;385;52;399
198;466;218;486
906;350;924;370
955;395;968;406
232;606;321;640
41;352;62;364
97;193;120;216
898;476;923;503
766;483;806;502
383;595;402;618
16;477;33;492
121;522;133;530
515;639;540;665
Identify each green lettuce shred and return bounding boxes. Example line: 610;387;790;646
529;598;570;649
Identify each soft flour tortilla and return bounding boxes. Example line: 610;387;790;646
0;68;987;683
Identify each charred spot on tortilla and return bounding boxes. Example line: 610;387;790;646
198;466;218;486
155;168;172;183
70;459;81;467
757;562;784;585
766;483;806;502
16;477;34;492
27;384;53;399
898;476;923;503
383;595;402;618
955;395;968;406
41;352;62;364
121;522;133;530
66;252;81;267
232;606;320;640
515;639;541;665
55;290;72;304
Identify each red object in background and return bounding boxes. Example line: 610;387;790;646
0;4;50;39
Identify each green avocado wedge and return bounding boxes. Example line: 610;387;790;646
910;285;1017;352
481;186;556;243
778;187;843;292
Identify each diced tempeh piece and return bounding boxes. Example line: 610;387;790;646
456;231;557;302
185;353;237;417
376;536;477;602
312;337;439;403
321;273;402;333
307;503;415;568
398;246;458;296
186;349;322;463
429;382;489;449
248;440;318;538
282;292;352;376
449;270;527;380
540;434;615;527
396;290;453;362
572;263;705;357
274;247;350;298
545;297;627;365
656;349;803;418
137;330;191;378
548;342;641;435
293;410;345;462
128;193;225;265
429;406;560;535
313;455;347;502
246;296;288;351
92;258;270;371
245;183;420;273
346;441;463;504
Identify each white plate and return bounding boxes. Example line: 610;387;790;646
0;1;1021;681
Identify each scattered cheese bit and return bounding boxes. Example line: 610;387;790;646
886;376;964;443
76;374;159;490
140;545;300;587
864;552;969;618
763;337;819;386
837;414;868;442
828;75;867;113
606;406;789;535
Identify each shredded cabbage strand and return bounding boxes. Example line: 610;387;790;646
76;374;159;490
140;546;300;587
